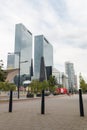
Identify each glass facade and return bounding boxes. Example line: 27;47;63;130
46;66;52;80
34;35;53;79
7;54;15;69
65;62;75;90
14;23;32;76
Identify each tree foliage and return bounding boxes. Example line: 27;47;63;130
40;80;49;90
28;75;57;93
48;75;57;91
0;66;7;82
0;62;16;91
29;80;49;93
0;82;16;91
79;73;87;92
29;80;40;93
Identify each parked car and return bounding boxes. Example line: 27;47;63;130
44;90;50;96
26;92;34;98
36;92;41;97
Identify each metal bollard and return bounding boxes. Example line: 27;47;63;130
9;90;13;112
41;89;45;114
79;89;84;117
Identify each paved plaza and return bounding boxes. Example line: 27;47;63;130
0;94;87;130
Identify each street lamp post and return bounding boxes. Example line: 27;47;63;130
8;52;20;98
17;52;20;99
17;57;28;99
8;52;28;98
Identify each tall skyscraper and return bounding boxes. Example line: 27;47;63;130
7;54;15;69
7;23;33;85
34;35;53;79
14;23;32;76
65;62;76;91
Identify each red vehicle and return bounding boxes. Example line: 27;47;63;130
55;88;68;94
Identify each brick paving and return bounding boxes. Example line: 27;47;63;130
0;94;87;130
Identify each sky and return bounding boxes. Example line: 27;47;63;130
0;0;87;81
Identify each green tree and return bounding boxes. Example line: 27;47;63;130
29;80;49;93
0;82;16;91
48;75;57;92
0;66;7;82
40;80;49;90
79;73;87;92
29;80;40;93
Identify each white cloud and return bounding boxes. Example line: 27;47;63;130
0;0;87;81
66;0;87;25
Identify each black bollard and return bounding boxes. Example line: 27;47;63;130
79;89;84;117
9;90;13;112
41;89;45;114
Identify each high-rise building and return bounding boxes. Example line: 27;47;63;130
14;23;33;76
52;68;62;84
65;62;76;91
74;74;77;89
52;68;68;89
61;72;69;89
34;35;53;79
7;54;15;69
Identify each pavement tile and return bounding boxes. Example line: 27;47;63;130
0;95;87;130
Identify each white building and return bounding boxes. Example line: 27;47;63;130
65;61;77;91
52;68;68;89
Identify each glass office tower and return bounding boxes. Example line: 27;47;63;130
14;23;32;76
34;35;53;79
65;62;75;91
7;54;15;69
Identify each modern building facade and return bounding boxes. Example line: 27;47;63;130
34;35;53;79
62;72;69;89
52;68;62;85
74;74;78;89
52;68;68;89
65;62;77;91
7;54;15;69
14;23;33;76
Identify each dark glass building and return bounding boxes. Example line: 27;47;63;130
34;35;53;79
46;66;52;80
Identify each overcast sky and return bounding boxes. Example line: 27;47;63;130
0;0;87;81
